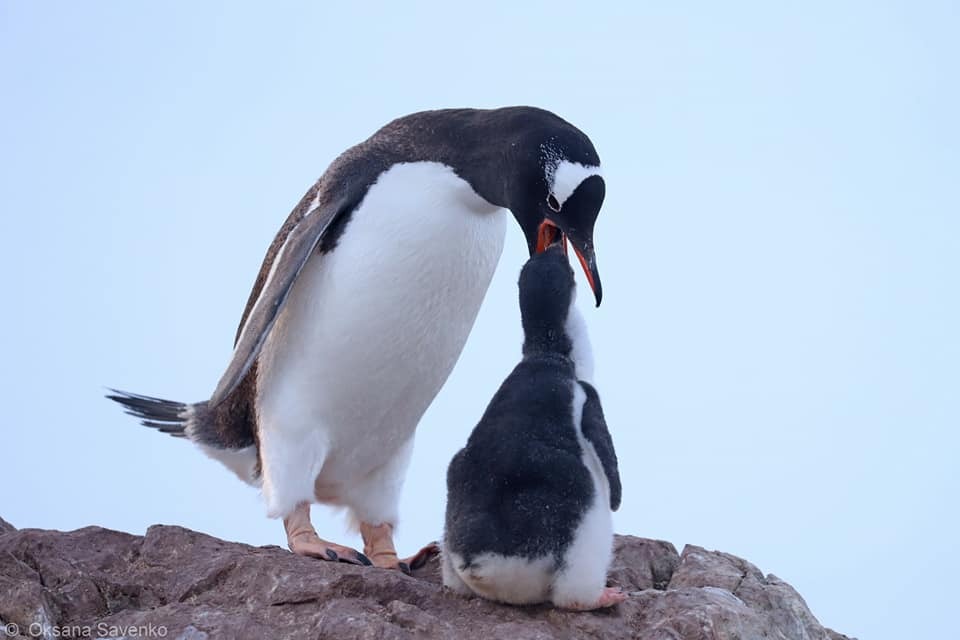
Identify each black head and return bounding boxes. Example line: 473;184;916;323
377;106;605;305
501;109;605;306
519;244;577;356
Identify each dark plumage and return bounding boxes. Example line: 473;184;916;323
443;244;620;606
105;390;189;438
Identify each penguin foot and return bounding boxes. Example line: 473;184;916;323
283;501;372;566
360;522;405;572
405;541;441;571
556;587;628;611
287;530;372;566
360;523;439;574
595;586;629;607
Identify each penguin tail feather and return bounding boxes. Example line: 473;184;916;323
105;388;261;487
105;388;196;439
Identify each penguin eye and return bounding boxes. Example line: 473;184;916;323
547;194;561;212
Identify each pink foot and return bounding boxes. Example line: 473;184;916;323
596;586;628;608
288;531;371;566
558;587;628;611
361;523;440;574
404;541;441;571
283;501;371;566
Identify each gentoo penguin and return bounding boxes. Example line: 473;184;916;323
442;243;623;609
107;107;606;572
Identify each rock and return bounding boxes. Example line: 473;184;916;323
0;518;15;535
0;520;854;640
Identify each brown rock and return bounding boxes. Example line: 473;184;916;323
608;535;680;591
0;520;854;640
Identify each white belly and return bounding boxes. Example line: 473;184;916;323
256;161;506;512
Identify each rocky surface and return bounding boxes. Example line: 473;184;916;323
0;518;854;639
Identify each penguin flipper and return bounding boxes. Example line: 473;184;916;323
578;381;622;511
209;192;357;408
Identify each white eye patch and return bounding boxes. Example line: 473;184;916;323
550;160;603;209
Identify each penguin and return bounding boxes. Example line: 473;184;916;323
107;107;607;572
442;242;623;610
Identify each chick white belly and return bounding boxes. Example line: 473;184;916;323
255;162;506;509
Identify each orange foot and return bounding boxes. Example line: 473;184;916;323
284;502;371;566
360;522;440;574
287;529;371;565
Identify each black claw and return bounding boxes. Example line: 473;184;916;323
355;552;372;566
326;549;339;561
398;561;411;575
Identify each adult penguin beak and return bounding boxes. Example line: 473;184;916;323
536;219;603;306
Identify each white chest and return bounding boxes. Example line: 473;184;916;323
256;161;507;469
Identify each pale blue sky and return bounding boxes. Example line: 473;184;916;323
2;3;957;639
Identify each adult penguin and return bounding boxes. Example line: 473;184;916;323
108;107;606;571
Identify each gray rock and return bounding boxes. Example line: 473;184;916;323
0;519;854;639
0;517;15;535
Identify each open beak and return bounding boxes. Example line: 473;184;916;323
536;219;603;306
536;219;567;255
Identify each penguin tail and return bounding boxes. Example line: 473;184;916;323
105;388;260;486
105;388;193;438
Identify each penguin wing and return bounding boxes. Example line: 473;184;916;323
579;381;622;511
208;191;357;408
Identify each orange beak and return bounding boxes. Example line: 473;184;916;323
573;247;597;294
536;219;601;305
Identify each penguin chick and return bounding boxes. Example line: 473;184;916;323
442;243;623;610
